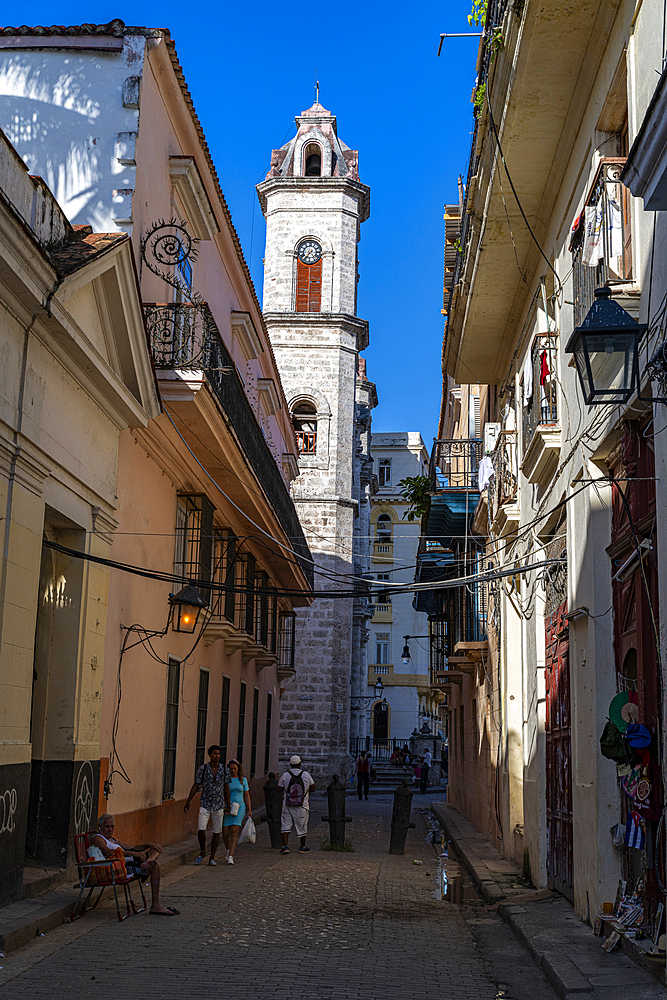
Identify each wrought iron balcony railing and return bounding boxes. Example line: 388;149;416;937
571;157;631;327
522;337;558;458
489;429;517;522
144;302;313;586
429;439;483;491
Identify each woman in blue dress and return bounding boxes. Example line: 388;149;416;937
222;759;252;864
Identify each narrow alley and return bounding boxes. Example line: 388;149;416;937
0;795;559;1000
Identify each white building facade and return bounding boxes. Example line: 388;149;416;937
365;432;435;747
257;102;376;780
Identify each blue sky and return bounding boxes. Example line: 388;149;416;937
2;1;480;447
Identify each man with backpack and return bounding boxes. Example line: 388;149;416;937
278;754;315;854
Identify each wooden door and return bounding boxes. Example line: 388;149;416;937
545;601;574;901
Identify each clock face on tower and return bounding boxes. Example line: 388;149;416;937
297;239;322;265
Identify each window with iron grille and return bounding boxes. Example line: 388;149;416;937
264;692;273;774
255;571;270;647
429;617;448;676
237;682;246;763
162;658;180;799
250;688;259;777
195;669;209;773
211;529;238;621
174;495;214;590
236;554;256;636
219;676;230;761
279;613;296;671
293;402;317;454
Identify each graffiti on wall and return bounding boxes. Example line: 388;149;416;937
0;788;17;835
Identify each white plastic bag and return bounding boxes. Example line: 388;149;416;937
238;816;256;845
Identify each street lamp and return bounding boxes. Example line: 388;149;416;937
565;287;645;405
401;635;431;664
169;584;211;633
350;677;386;710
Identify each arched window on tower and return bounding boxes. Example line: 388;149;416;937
293;401;317;455
304;141;322;176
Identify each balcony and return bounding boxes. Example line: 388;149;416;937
371;603;393;623
414;439;482;616
372;541;393;563
429;438;482;491
489;430;519;534
571;158;632;327
144;302;312;586
521;337;560;485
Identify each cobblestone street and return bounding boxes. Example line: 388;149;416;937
0;795;561;1000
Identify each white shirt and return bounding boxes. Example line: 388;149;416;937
279;768;314;807
423;750;432;767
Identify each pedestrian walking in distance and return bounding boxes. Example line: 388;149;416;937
222;759;251;864
279;755;314;854
183;745;230;866
355;750;371;800
420;747;432;794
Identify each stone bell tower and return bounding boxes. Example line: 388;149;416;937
257;101;372;780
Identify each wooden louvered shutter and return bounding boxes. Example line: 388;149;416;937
295;259;322;312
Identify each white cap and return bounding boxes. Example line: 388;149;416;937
289;755;301;766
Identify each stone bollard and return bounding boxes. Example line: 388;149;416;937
263;773;283;849
321;775;352;847
389;780;415;855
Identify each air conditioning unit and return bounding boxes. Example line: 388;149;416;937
483;422;501;454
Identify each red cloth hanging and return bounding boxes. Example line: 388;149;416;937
540;349;550;386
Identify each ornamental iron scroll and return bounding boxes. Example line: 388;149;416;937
144;302;233;373
141;219;201;303
645;339;667;399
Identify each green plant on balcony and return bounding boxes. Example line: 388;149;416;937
398;475;431;522
468;0;487;26
473;82;486;116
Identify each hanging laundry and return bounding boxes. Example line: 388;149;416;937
624;811;645;850
582;199;604;267
478;455;494;491
540;349;550;386
523;354;533;407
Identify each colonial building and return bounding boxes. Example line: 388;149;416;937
0;20;313;881
257;102;376;779
0;127;159;905
366;432;434;746
439;0;667;948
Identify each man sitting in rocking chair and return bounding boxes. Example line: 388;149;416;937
89;814;179;916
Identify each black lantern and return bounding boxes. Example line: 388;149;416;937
169;584;210;633
565;287;645;405
401;639;411;664
374;677;385;701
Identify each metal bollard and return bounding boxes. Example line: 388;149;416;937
263;773;283;849
321;774;352;847
389;780;415;855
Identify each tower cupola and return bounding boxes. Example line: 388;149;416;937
266;102;360;181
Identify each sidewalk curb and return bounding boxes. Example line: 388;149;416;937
430;802;506;904
497;902;593;997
